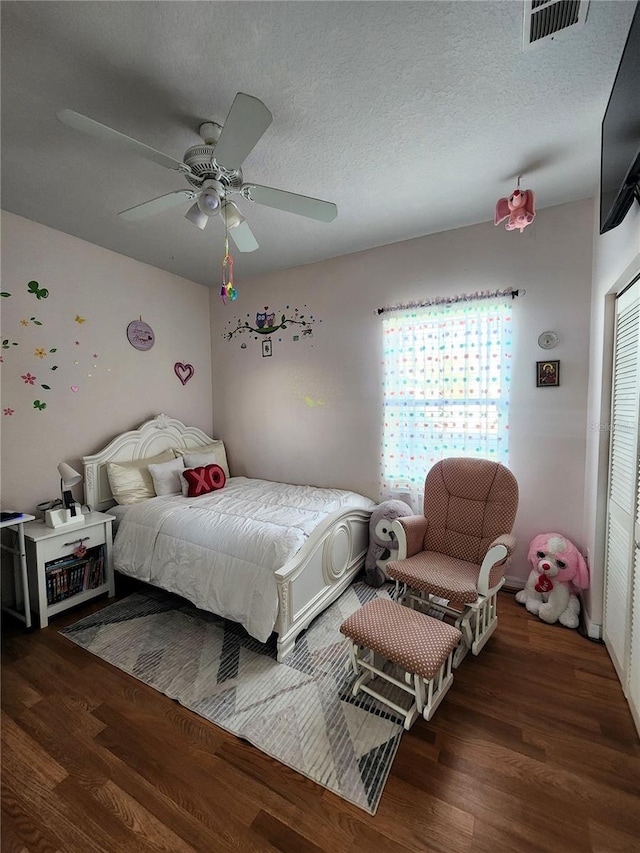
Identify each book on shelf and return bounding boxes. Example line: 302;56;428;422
46;553;85;572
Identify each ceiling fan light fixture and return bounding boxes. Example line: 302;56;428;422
199;121;222;146
185;202;208;230
221;200;245;229
197;187;222;216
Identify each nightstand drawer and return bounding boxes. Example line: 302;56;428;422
37;524;107;564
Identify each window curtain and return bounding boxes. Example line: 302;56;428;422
380;298;513;509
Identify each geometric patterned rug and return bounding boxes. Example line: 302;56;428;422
60;580;405;814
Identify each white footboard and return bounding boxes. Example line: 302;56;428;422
274;507;372;661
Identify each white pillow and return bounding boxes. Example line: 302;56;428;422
106;450;174;505
180;441;230;479
148;457;185;496
179;470;190;497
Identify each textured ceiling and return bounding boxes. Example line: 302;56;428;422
1;1;635;286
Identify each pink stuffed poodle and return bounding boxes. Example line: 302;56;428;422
515;533;589;629
495;188;536;233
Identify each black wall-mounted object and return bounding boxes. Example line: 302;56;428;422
600;1;640;235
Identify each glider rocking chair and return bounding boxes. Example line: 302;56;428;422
386;457;519;667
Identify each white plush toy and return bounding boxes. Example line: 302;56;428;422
364;500;413;587
516;533;589;629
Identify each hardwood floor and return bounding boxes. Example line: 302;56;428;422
2;585;639;853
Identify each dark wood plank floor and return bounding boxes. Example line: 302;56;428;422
2;584;639;853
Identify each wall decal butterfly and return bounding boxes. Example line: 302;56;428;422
27;281;49;300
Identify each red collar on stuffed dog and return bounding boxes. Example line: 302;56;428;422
535;574;553;593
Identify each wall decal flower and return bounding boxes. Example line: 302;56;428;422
34;347;57;359
3;408;14;416
21;373;36;385
20;319;29;327
75;315;86;324
32;400;46;410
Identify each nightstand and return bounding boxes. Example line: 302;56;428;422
23;511;116;628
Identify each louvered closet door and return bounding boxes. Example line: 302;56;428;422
603;278;640;690
629;463;640;732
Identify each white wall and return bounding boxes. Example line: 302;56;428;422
211;199;594;583
583;200;640;632
0;212;213;514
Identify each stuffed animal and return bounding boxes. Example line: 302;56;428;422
364;499;413;587
515;533;589;628
495;188;536;232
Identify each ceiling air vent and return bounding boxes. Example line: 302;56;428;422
523;0;589;50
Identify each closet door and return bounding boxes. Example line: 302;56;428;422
629;466;640;732
603;278;640;692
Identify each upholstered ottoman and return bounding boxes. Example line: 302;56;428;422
340;598;462;729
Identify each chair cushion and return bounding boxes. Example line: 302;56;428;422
339;598;461;681
387;551;486;609
422;458;518;565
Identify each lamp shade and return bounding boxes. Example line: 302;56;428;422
185;202;208;230
197;187;222;217
58;462;82;488
221;200;245;229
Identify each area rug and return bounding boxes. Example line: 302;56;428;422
60;581;405;814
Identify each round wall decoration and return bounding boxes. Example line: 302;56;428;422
127;319;155;351
537;331;558;350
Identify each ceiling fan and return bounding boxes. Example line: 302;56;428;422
56;93;338;253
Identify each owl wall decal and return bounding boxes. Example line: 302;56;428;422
256;312;267;328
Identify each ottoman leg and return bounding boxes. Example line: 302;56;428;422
422;652;455;721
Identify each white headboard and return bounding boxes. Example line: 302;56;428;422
82;413;215;512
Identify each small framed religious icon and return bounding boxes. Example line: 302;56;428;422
536;360;560;387
262;338;272;358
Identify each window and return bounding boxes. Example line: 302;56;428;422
381;298;512;507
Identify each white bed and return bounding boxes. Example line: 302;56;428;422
82;414;375;661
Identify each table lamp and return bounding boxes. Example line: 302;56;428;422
45;463;85;529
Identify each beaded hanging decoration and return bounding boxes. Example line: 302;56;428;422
220;233;238;304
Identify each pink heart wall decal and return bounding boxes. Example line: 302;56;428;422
174;362;195;385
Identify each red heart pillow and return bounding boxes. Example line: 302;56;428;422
183;463;226;497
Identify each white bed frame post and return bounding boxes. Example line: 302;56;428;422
274;508;372;661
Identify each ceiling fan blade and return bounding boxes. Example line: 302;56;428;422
57;109;191;174
242;184;337;222
213;93;273;172
118;190;196;221
228;221;259;253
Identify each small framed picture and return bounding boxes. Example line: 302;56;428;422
536;360;560;387
262;338;272;358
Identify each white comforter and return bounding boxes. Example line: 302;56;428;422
113;477;374;642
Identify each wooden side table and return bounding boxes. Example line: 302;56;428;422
1;513;36;629
23;511;115;628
